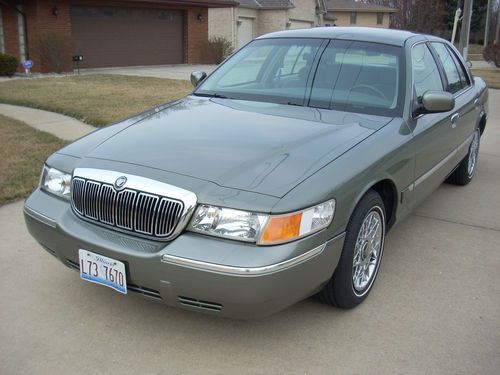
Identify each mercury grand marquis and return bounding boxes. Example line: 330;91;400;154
24;27;488;318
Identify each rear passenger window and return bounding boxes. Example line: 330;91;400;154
431;42;463;94
447;45;470;88
411;43;443;100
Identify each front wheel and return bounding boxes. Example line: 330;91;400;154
446;129;480;186
319;190;386;308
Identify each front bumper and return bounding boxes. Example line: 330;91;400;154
24;188;345;319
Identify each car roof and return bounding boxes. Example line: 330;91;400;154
257;27;419;46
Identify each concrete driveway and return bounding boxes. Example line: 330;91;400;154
1;92;499;375
80;64;217;81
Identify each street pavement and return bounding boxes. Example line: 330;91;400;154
0;91;499;375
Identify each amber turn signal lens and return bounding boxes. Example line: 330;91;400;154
260;212;302;244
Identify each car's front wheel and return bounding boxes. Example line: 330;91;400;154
319;190;386;308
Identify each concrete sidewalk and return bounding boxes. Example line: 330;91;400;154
0;103;95;141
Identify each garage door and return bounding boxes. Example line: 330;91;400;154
71;6;184;68
237;18;254;49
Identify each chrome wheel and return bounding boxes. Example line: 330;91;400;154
352;207;384;296
467;130;480;178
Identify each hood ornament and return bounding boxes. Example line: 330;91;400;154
114;176;127;190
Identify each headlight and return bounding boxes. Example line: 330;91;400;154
188;199;335;245
258;199;335;245
189;205;267;242
40;165;72;199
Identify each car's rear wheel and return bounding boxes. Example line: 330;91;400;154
319;190;386;308
447;128;480;186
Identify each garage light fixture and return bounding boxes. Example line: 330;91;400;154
197;13;203;22
52;6;58;16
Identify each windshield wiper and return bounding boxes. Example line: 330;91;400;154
193;92;230;99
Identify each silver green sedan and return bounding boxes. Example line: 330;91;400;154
24;27;488;318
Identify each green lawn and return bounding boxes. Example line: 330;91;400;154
0;74;192;127
0;115;67;205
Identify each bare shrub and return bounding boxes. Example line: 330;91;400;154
483;44;500;68
204;37;233;64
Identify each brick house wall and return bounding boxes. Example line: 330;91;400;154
287;0;317;26
257;9;287;35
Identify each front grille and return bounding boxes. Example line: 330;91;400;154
71;177;184;240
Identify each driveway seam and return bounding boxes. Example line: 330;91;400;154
412;213;500;233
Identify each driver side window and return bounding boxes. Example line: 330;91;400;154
412;43;443;100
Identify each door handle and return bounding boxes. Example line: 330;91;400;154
474;98;480;107
450;113;459;128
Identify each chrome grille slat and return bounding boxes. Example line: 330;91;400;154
71;177;184;240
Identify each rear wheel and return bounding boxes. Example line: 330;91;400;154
447;128;480;186
319;190;386;308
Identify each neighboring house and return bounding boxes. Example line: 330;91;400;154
209;0;397;50
209;0;324;49
0;0;237;72
324;0;397;28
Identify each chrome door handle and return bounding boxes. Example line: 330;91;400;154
450;113;459;128
474;98;480;107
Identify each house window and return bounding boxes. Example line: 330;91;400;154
377;12;384;25
350;12;357;25
0;8;5;53
17;5;27;61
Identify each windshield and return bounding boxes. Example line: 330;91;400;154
195;38;404;117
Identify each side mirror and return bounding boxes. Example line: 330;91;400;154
413;91;455;117
190;71;207;88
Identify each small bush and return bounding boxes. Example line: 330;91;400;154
0;53;19;76
483;44;500;68
204;37;233;64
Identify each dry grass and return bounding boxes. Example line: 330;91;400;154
0;74;192;127
0;115;66;204
471;68;500;89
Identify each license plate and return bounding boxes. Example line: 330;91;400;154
78;249;127;294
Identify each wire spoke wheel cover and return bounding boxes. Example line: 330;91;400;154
352;206;385;296
467;130;480;178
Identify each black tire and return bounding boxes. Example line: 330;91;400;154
319;190;386;309
446;128;480;186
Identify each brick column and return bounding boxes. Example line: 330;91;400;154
185;7;209;64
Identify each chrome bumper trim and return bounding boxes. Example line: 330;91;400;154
23;205;57;228
161;233;345;276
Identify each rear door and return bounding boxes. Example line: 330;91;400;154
430;42;477;154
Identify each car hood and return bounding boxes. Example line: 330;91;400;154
79;96;391;198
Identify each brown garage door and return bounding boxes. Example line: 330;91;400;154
71;6;184;68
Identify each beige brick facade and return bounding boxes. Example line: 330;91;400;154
209;1;395;50
329;11;390;28
209;0;321;49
